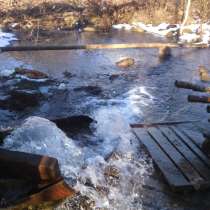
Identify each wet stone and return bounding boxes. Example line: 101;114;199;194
74;86;103;96
0;127;13;145
104;165;120;179
0;90;43;111
51;115;95;135
59;194;95;210
116;58;135;68
15;68;48;80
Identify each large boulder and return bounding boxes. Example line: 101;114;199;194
51;115;95;134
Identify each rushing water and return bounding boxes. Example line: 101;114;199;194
1;30;210;209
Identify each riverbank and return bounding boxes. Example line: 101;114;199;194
0;0;202;39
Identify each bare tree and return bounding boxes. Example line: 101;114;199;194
180;0;191;35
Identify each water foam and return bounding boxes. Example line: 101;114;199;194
3;86;154;209
0;30;17;47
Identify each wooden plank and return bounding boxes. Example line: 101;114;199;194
170;126;210;168
130;120;198;128
132;128;190;190
176;125;205;148
147;127;204;186
175;80;210;93
17;179;75;206
159;126;210;180
0;149;61;182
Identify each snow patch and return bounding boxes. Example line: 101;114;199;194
113;22;210;44
0;29;17;47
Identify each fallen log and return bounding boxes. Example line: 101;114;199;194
188;95;210;103
175;80;210;92
0;43;209;52
0;149;61;182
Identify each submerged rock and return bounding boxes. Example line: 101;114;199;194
116;58;135;68
104;165;120;179
0;90;43;111
74;86;102;96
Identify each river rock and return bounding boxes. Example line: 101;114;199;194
104;165;120;179
74;86;102;95
116;58;135;68
51;115;95;134
0;90;43;111
15;68;48;80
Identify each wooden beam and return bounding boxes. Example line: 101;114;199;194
188;95;210;103
21;179;75;206
175;80;210;92
0;43;209;52
0;149;61;182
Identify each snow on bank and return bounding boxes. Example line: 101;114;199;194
0;29;17;47
113;22;210;44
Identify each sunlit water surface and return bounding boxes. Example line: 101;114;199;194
1;30;210;210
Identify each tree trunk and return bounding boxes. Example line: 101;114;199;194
180;0;191;35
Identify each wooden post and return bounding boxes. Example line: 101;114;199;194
188;95;210;103
175;80;210;92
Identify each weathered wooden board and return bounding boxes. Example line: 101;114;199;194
131;122;210;191
21;179;75;206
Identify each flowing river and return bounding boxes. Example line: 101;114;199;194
1;30;210;210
